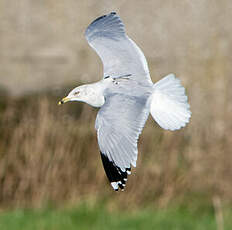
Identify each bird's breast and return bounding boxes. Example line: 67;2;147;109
87;95;105;107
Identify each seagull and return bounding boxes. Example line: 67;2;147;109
59;12;191;191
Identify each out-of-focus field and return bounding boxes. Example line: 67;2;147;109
0;0;232;227
0;89;231;209
1;203;232;230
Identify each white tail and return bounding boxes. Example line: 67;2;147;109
150;74;191;131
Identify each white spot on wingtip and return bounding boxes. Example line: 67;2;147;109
111;182;119;190
131;161;136;167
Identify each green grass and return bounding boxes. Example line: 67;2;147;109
0;204;232;230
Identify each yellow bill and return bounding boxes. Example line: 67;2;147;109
58;97;70;105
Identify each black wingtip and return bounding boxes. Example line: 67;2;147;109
90;14;107;25
100;152;131;191
91;12;117;25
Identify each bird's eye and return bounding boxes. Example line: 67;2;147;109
74;91;80;96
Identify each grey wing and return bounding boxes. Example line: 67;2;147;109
95;93;150;191
85;12;152;85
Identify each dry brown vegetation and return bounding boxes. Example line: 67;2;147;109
0;87;231;209
0;0;232;209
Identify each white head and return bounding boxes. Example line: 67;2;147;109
58;84;105;107
59;85;88;104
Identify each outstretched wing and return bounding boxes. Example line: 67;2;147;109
85;12;152;85
95;93;150;191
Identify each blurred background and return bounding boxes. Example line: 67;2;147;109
0;0;232;229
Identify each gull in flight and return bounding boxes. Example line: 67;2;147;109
59;12;191;191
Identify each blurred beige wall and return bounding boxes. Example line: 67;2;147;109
0;0;231;95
